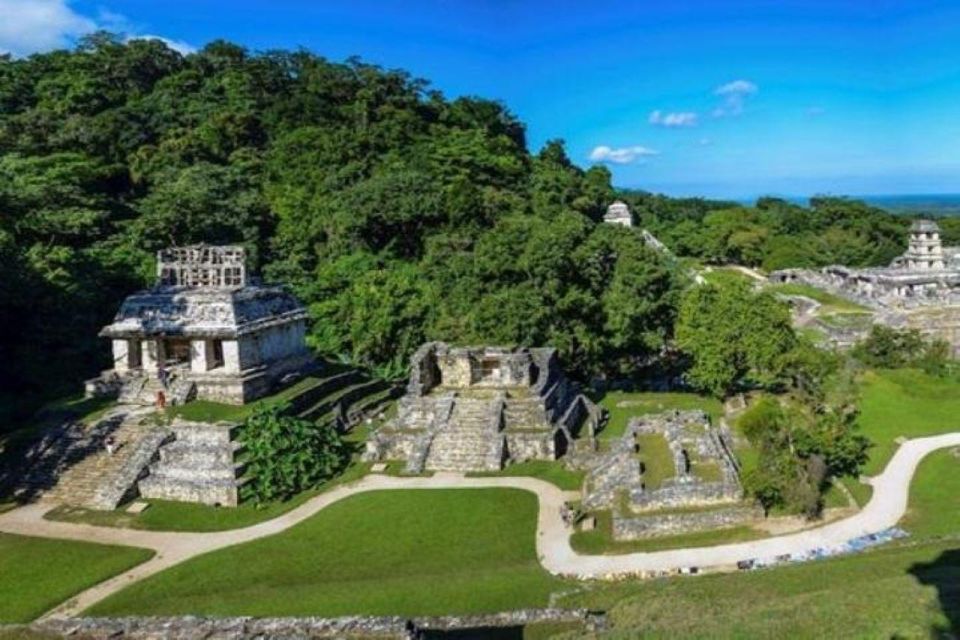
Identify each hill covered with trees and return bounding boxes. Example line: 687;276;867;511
0;34;917;423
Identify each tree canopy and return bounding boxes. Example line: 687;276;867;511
0;34;915;424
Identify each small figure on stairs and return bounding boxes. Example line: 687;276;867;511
157;365;169;390
105;435;117;456
156;390;166;410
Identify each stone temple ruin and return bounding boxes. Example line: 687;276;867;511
87;245;312;405
579;410;761;540
770;220;960;355
365;343;600;472
603;200;633;227
12;245;318;511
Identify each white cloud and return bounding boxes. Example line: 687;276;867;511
712;79;758;117
649;110;698;128
0;0;195;57
588;145;659;164
0;0;95;56
126;34;196;55
698;137;712;146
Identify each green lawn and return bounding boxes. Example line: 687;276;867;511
700;266;761;287
635;433;673;490
596;391;723;441
858;369;960;474
901;449;960;538
87;489;567;618
768;282;871;313
469;460;585;490
163;374;331;424
0;534;152;623
560;540;958;639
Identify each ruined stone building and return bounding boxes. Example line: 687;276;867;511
770;220;960;355
578;410;760;540
87;245;311;405
365;343;600;472
603;200;633;227
771;220;960;307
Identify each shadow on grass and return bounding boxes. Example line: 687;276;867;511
909;547;960;637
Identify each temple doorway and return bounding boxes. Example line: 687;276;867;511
163;338;192;366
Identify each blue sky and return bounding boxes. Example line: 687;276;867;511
4;0;960;198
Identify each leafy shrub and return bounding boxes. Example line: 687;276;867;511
239;403;348;504
852;326;951;375
737;394;869;517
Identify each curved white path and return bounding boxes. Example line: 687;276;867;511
1;432;957;620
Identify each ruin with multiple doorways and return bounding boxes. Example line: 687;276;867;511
771;220;960;307
770;220;960;356
86;245;312;406
365;342;601;473
578;409;761;540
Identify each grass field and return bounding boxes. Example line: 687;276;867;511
767;282;871;314
162;374;331;423
468;459;585;490
857;369;960;473
560;540;958;639
595;391;723;441
87;489;567;618
0;534;152;623
901;449;960;538
634;433;673;490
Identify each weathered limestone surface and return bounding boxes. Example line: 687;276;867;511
138;419;243;507
577;409;758;540
21;609;603;640
86;244;313;406
613;504;764;540
366;343;599;473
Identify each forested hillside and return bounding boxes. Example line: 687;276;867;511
0;34;914;423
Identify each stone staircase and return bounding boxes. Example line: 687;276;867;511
40;410;171;510
424;396;504;472
118;370;195;406
139;420;244;507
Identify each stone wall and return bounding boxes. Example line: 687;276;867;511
613;504;764;540
24;609;603;639
505;431;555;461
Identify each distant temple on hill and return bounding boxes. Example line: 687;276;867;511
87;244;311;405
603;200;633;227
770;220;960;306
770;220;960;357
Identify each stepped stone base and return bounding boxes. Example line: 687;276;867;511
139;419;243;507
366;343;599;473
28;407;171;511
